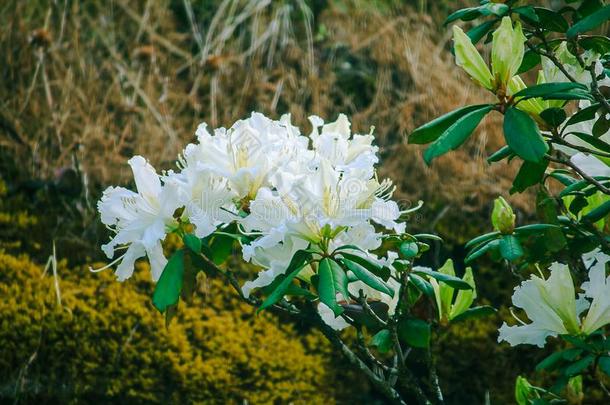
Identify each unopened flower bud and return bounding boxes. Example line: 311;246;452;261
491;17;526;90
491;196;515;234
453;25;493;91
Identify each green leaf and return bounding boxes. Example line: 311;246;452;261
550;171;577;186
465;231;501;250
499;235;524;261
564;354;595;376
568;132;610;154
467;20;497;44
181;250;200;302
465;239;500;264
397;318;430;348
579;35;610;54
258;250;312;312
582;200;610;223
409;104;490;145
487;145;514;163
153;249;185;313
510;159;549;194
424;105;493;165
593;115;610;138
513;6;539;23
318;258;346;316
450;305;496;323
513;82;587;99
565;103;600;126
517;49;541;75
208;231;235;265
559;176;610;197
480;3;508;16
534;7;569;32
409;273;434;298
398;241;419;259
183;234;202;254
413;267;472;290
514;224;561;235
598;356;610;376
567;6;610;38
339;252;389;280
504;107;548;163
371;329;393;354
536;350;568;371
343;258;394;297
413;233;443;242
540;108;567;127
444;7;481;24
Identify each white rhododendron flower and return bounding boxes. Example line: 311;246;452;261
239;114;405;296
498;250;610;347
96;156;180;281
95;112;406;317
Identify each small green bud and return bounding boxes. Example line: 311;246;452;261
514;376;540;405
491;196;515;234
453;25;493;91
491;17;526;90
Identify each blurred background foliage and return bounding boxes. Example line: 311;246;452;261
0;0;560;403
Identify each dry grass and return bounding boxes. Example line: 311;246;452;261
0;0;530;214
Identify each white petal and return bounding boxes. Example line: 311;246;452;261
128;156;161;199
146;241;167;282
115;243;146;281
570;153;610;177
318;303;350;330
498;322;556;348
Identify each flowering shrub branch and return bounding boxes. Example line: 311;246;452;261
91;0;610;403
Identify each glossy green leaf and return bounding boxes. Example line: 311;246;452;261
413;267;472;290
564;355;595;376
565;103;600;126
339;252;389;280
424;105;493;165
517;49;541;74
540;108;566;127
371;329;393;354
183;234;202;254
465;231;501;250
504;107;548;163
514;224;561;235
258;250;312;312
465;239;500;264
450;305;496;323
153;249;185;313
444;7;481;24
409;273;434;297
534;7;569;32
510;160;548;194
582;200;610;223
409;104;489;145
318;258;345;316
513;82;587;99
343;258;394;297
467;20;497;44
487;145;514;163
397;318;430;348
567;6;610;38
499;235;524;261
598;356;610;376
568;132;610;154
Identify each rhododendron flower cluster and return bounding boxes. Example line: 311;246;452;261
96;112;405;300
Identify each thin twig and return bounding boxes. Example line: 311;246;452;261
547;155;610;195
